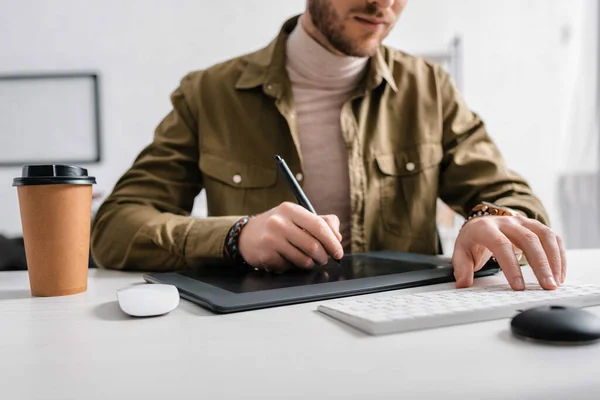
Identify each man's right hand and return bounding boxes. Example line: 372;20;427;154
238;202;344;272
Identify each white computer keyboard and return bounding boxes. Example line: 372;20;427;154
317;283;600;335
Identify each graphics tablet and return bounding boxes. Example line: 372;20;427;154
143;252;500;313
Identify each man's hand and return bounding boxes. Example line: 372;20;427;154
452;215;567;290
238;202;344;272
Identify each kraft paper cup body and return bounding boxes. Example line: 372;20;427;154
13;165;96;297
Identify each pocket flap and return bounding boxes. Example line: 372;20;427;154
200;152;277;188
375;143;443;176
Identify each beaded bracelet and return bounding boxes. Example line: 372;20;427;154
223;216;253;264
462;201;517;228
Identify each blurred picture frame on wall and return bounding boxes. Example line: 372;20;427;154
0;72;102;167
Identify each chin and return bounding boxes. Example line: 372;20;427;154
351;44;380;57
353;36;384;54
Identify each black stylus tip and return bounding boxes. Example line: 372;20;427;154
274;155;282;162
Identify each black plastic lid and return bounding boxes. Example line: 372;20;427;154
12;165;97;186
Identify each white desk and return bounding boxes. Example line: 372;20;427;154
1;249;599;400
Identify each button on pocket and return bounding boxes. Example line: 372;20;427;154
374;144;443;236
200;152;277;189
199;152;279;216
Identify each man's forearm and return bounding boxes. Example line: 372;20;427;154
91;202;240;271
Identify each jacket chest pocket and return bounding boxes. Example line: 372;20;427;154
374;143;443;237
199;152;281;216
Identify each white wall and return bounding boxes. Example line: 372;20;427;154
0;0;593;247
0;0;306;236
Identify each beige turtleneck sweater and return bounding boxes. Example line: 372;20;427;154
285;17;369;251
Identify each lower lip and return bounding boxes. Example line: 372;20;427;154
354;17;385;31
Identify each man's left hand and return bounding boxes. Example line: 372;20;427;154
452;215;566;291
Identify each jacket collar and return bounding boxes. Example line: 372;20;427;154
235;15;398;96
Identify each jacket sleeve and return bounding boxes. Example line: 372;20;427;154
91;73;240;271
435;66;550;225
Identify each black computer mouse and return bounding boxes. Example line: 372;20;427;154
511;305;600;345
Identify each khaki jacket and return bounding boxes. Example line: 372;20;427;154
91;16;548;271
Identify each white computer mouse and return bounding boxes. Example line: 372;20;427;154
116;284;180;317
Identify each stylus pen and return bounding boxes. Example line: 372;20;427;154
274;155;317;214
274;155;341;263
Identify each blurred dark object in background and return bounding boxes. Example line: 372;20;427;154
0;235;27;271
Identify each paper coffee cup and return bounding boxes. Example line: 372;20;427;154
13;165;96;297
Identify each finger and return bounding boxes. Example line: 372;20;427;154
451;244;475;289
557;235;567;283
289;208;344;260
499;223;557;290
286;225;329;265
464;219;525;290
473;248;494;272
515;218;562;285
275;238;317;269
321;214;342;242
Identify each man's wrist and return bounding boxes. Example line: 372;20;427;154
223;216;253;264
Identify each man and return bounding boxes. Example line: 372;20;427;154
91;0;566;291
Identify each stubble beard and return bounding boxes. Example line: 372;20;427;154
308;0;389;57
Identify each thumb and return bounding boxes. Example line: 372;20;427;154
452;244;475;289
321;214;342;242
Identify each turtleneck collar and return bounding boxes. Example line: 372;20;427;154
285;14;369;90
